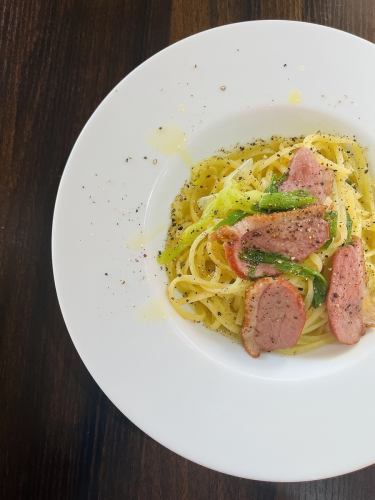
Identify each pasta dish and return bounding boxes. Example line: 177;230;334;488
158;134;375;357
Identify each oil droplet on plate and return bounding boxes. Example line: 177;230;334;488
149;125;192;166
288;89;302;105
137;298;168;321
127;224;166;250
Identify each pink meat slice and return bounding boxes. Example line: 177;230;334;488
213;205;330;279
279;147;333;203
242;278;306;357
326;237;366;344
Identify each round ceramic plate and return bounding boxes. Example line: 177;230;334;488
52;21;375;481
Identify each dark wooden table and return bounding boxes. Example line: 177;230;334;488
2;1;375;498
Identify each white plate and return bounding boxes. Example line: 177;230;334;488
52;21;375;481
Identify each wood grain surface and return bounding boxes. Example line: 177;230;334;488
1;1;375;498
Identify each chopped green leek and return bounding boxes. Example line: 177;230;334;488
323;211;338;249
346;210;353;243
157;219;207;265
214;210;248;229
266;173;288;193
266;175;279;193
257;190;315;212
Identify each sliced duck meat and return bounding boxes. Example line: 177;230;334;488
241;278;306;357
326;237;366;344
213;205;330;278
279;147;333;203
